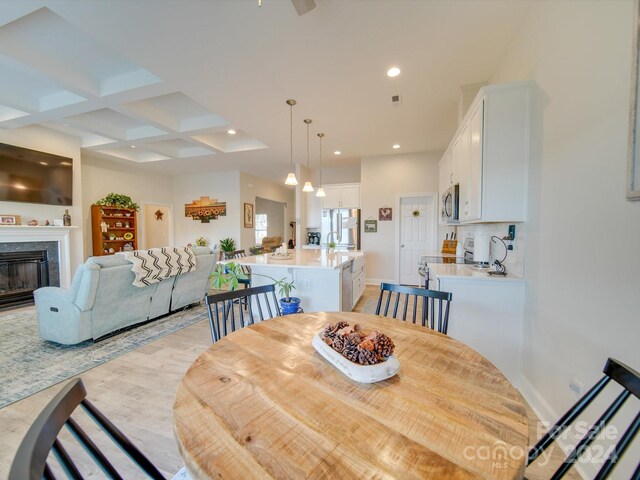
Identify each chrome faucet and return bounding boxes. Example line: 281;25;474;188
326;231;337;254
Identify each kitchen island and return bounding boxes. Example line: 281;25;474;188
222;250;366;313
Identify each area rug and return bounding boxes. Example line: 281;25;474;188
0;305;208;408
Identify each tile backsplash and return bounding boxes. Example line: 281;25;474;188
454;223;526;277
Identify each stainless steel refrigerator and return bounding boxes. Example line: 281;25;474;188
320;208;361;250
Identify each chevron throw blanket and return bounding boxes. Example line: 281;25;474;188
117;247;197;287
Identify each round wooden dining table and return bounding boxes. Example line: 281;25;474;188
173;312;529;479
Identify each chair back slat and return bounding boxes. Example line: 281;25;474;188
206;284;281;342
51;439;83;480
375;283;452;334
552;389;631;479
66;417;122;479
9;378;166;480
527;357;640;479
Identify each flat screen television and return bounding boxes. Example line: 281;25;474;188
0;143;73;206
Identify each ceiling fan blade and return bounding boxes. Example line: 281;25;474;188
291;0;316;16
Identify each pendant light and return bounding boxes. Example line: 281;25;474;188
302;118;314;192
316;133;326;197
284;99;298;186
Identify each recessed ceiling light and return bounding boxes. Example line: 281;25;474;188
130;145;136;149
334;151;341;155
227;129;236;135
39;161;48;166
60;161;72;166
387;67;401;78
392;144;400;149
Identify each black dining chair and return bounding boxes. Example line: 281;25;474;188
9;378;167;480
527;357;640;479
375;282;453;335
205;284;280;343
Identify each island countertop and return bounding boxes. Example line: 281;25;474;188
220;249;364;270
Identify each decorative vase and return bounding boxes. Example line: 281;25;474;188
279;297;302;315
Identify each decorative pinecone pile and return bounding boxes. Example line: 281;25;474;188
321;322;395;365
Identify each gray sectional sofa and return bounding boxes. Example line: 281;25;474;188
34;246;216;345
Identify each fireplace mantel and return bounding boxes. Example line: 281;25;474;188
0;226;77;288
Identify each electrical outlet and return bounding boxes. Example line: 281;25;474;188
569;375;585;399
508;224;516;240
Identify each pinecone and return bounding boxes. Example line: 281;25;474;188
323;321;349;341
374;333;395;359
331;334;347;353
357;346;379;365
342;343;359;363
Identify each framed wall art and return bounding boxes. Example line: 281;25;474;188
0;215;21;225
628;0;640;200
364;219;377;233
379;207;392;221
244;203;254;228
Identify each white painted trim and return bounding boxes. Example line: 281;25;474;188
138;202;175;249
0;225;77;288
394;192;438;284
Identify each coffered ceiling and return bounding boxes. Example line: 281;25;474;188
0;0;532;181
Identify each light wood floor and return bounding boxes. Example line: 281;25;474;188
0;286;577;479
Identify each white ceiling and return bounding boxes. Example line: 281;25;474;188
0;0;532;181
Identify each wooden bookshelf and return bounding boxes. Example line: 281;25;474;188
91;204;138;256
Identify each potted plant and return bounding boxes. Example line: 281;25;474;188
219;237;236;259
195;236;208;247
95;193;140;211
210;264;301;315
327;241;336;253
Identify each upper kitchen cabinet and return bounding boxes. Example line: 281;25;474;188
442;81;531;223
321;184;360;209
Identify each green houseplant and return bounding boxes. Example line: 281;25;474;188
209;264;300;315
219;237;236;256
95;193;139;211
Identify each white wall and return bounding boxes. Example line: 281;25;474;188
320;163;361;184
81;155;173;256
361;151;441;283
173;171;240;250
490;1;640;472
256;197;285;238
239;172;294;250
0;126;84;273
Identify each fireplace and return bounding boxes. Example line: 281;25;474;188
0;250;50;309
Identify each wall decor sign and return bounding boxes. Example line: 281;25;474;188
379;207;392;221
364;219;377;233
628;0;640;200
244;203;254;228
0;215;21;225
185;196;227;223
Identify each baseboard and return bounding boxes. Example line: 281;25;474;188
518;375;589;479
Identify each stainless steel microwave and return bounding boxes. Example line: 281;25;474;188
441;184;459;223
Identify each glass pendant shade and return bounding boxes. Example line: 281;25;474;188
302;181;314;192
285;172;298;185
315;187;326;197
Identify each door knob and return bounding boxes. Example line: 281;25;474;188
400;244;405;248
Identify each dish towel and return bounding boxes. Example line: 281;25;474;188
117;246;196;287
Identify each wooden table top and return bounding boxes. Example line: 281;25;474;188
173;312;529;480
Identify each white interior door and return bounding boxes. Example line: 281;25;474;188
142;203;173;249
399;195;436;285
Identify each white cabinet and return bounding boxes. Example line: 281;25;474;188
351;255;366;309
441;81;531;224
321;184;360;209
428;266;525;386
305;194;322;228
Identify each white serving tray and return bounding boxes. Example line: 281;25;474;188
311;333;400;383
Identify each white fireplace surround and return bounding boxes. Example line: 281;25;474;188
0;226;76;288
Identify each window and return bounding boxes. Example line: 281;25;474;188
255;214;268;244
